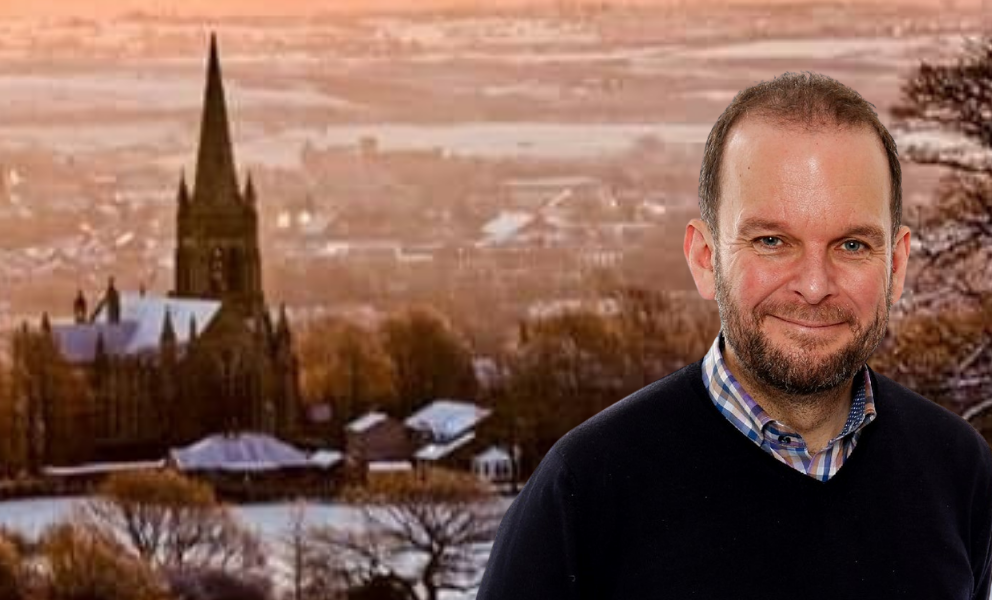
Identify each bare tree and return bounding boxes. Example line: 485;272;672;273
0;533;27;600
80;470;266;575
307;469;501;600
41;522;168;600
381;307;478;416
878;35;992;419
7;321;94;472
892;36;992;303
501;288;719;474
297;317;397;435
893;37;992;175
279;500;350;600
282;502;309;600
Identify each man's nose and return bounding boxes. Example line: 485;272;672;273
789;249;837;304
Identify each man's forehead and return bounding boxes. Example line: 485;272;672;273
718;119;892;232
723;117;882;159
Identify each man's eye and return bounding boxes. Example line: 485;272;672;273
842;240;866;252
757;236;781;247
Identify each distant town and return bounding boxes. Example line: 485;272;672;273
0;2;974;351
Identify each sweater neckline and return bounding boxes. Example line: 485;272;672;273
686;360;881;490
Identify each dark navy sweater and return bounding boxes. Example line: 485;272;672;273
478;362;992;600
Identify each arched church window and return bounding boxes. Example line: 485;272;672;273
227;247;243;293
209;246;226;293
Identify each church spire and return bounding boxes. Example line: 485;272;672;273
192;32;240;206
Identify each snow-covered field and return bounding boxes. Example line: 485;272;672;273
0;494;513;539
0;495;515;600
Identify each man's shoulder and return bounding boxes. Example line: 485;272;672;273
871;368;992;463
549;361;707;477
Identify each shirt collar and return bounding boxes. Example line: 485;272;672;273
702;332;876;443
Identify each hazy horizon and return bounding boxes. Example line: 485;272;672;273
0;0;979;19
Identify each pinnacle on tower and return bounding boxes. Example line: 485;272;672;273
177;170;190;205
106;276;121;324
243;171;256;205
74;289;87;324
161;308;176;343
276;302;291;341
192;32;240;206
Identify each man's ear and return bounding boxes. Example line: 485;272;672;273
684;218;717;300
889;225;912;304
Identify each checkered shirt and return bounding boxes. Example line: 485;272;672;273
701;334;877;482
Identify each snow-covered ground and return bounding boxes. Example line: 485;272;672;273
0;495;514;600
0;494;514;538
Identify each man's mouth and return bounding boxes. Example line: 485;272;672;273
771;315;846;329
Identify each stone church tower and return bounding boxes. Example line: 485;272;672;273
174;34;265;318
41;34;301;464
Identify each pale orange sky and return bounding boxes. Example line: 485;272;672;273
3;0;594;18
0;0;977;19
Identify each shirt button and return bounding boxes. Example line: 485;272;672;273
779;435;791;444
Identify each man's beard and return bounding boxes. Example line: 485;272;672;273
714;256;891;398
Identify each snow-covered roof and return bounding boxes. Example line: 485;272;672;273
474;445;512;464
42;460;166;476
478;210;534;246
415;431;475;461
405;400;491;441
53;292;221;362
309;449;344;469
94;292;222;348
525;297;620;321
52;321;139;363
347;411;389;433
502;176;600;188
170;432;312;472
368;460;413;472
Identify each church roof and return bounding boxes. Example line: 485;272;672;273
94;292;222;347
51;321;139;363
52;292;222;362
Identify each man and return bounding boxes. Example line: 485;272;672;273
477;72;992;599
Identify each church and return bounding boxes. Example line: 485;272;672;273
43;35;301;463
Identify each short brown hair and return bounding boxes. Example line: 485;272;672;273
698;71;901;238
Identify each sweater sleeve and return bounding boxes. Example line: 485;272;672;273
974;532;992;600
971;441;992;600
476;448;584;600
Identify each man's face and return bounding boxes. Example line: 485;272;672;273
710;119;908;397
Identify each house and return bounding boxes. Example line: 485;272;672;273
169;431;342;500
344;411;415;481
341;401;510;484
169;432;314;472
472;445;516;484
405;400;493;473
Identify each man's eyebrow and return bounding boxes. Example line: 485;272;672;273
736;218;788;237
841;225;887;246
736;219;888;245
